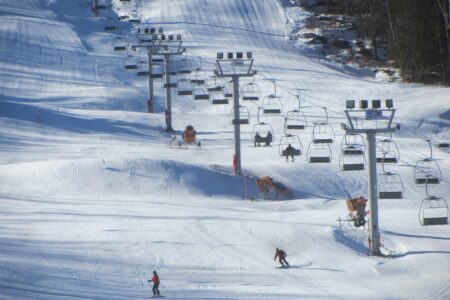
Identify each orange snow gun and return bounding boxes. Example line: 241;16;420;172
183;125;196;143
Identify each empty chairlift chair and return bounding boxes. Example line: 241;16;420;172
339;133;366;171
113;37;127;51
307;142;332;163
93;0;108;9
376;137;400;163
240;82;261;101
230;105;250;125
190;68;207;85
104;16;119;31
177;78;193;96
209;87;229;105
377;155;405;199
311;108;335;144
284;95;307;131
418;184;449;225
193;85;209;100
124;55;138;70
413;140;442;184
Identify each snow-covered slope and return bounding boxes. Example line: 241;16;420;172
0;0;449;299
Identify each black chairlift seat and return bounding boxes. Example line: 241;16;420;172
263;108;281;114
343;147;364;155
129;19;141;23
415;177;440;184
124;64;137;70
377;157;397;163
233;119;249;125
286;124;305;130
152;58;164;63
379;191;403;199
255;136;272;144
150;73;163;79
313;138;333;144
224;92;233;98
309;156;331;163
178;70;192;75
342;163;365;171
137;71;150;76
114;45;126;51
191;79;205;85
207;86;222;92
438;142;449;148
211;98;228;105
243;96;259;101
282;149;301;156
194;94;209;100
178;90;193;96
423;216;448;225
163;83;177;88
104;26;117;31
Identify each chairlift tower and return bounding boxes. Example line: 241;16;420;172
150;33;185;131
131;26;165;113
215;52;256;175
344;99;399;256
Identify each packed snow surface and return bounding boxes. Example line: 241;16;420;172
0;0;449;299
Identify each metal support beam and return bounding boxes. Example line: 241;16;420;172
367;132;381;256
232;75;241;175
147;50;154;112
164;54;173;132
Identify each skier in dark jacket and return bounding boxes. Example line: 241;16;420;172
148;270;160;296
274;248;290;267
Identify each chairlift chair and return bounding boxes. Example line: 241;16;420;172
177;78;193;96
209;89;229;105
113;37;127;51
241;82;261;101
252;118;275;147
190;68;207;85
418;184;449;225
285;111;307;131
413;140;442;184
230;106;250;125
376;137;400;163
284;95;308;131
124;55;138;70
377;154;405;198
150;63;164;79
206;76;223;93
278;134;303;159
339;148;366;171
262;94;283;114
93;0;108;9
414;159;442;184
136;63;149;76
307;142;332;163
312;123;335;144
339;133;366;171
104;17;119;31
193;85;209;100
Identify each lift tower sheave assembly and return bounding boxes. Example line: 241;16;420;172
344;99;399;256
215;52;256;175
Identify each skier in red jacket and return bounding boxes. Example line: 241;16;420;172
274;248;290;267
148;270;160;296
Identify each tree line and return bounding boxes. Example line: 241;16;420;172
309;0;450;84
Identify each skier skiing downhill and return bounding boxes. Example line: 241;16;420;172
148;270;160;297
274;248;290;267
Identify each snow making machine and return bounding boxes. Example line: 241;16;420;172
177;125;201;148
346;197;368;227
